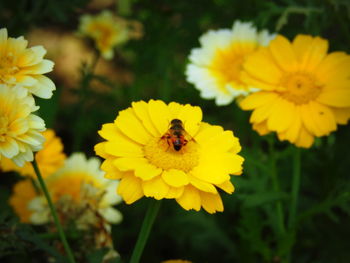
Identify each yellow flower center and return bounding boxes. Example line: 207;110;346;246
280;72;322;104
212;48;245;86
143;137;199;172
0;53;19;83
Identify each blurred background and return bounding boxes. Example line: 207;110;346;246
1;0;350;262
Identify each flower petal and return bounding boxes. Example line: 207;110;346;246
161;169;189;187
117;174;144;204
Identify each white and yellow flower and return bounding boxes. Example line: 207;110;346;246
186;20;275;105
0;85;45;166
28;153;122;227
0;28;55;98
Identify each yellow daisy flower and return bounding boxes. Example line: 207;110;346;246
78;11;130;60
29;153;122;226
0;129;66;178
186;20;275;105
9;179;37;223
0;28;55;98
0;85;45;166
240;34;350;148
95;100;244;213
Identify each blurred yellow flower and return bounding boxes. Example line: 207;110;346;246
95;100;244;213
0;85;45;166
240;35;350;148
78;11;142;60
9;179;37;223
29;153;122;227
186;21;275;105
0;28;55;98
0;129;66;178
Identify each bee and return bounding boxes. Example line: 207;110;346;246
161;119;189;151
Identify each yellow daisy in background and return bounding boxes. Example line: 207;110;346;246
78;10;142;60
0;129;66;178
0;28;55;98
0;85;45;166
28;153;122;227
240;34;350;148
95;100;244;213
186;20;275;105
9;179;37;223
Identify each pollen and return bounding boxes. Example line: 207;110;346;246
279;72;322;104
143;137;199;173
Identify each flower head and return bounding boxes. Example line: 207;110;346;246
240;34;350;147
29;153;122;227
0;129;66;178
78;11;142;60
95;100;244;213
0;28;55;98
186;21;275;105
9;179;37;223
0;85;45;166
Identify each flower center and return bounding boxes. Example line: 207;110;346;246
143;137;199;172
279;72;322;104
211;47;245;87
0;53;19;83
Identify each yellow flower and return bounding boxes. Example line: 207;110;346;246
186;20;275;105
29;153;122;226
9;179;38;223
0;85;45;166
78;11;132;59
0;28;55;98
0;129;66;178
95;100;244;213
240;34;350;148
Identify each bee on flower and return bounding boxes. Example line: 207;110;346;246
240;34;350;147
95;100;244;213
186;20;275;105
78;10;143;60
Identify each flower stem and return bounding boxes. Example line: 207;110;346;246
130;199;161;263
268;137;286;237
288;147;301;229
31;159;76;263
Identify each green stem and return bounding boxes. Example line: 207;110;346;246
32;159;76;263
130;199;161;263
268;137;286;237
288;147;301;229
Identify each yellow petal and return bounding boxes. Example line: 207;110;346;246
135;163;162;181
148;100;170;135
161;169;189;187
142;176;169;200
317;89;350;107
176;185;201;211
331;107;350;125
199;192;224;213
216;180;235;194
277;107;302;143
315;52;350;84
113;157;148;171
165;186;184;199
240;91;279;110
269;35;298;72
132;101;160;137
301;101;337;137
292;35;328;71
243;47;282;86
177;104;202;137
115;108;151;145
267;97;296;132
295;127;314;148
117;174;144;204
104;140;143;157
188;174;217;193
